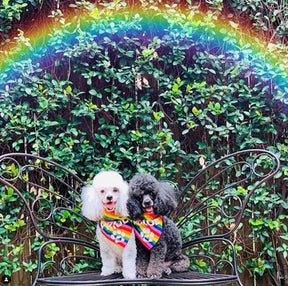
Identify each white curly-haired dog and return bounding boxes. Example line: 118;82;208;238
81;171;136;279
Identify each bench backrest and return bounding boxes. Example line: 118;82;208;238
173;149;280;248
0;153;97;248
0;150;280;256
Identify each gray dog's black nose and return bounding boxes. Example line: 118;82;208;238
143;198;152;206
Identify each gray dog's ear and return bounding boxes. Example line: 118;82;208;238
154;181;177;216
127;196;143;220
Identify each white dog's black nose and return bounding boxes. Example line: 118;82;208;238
106;195;113;201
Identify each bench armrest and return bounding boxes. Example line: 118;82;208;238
182;236;240;277
33;239;101;286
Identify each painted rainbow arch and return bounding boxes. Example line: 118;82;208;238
0;4;287;94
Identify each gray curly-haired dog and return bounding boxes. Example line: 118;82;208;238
127;173;190;279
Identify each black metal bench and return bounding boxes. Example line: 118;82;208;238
0;149;280;286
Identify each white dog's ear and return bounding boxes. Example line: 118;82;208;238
115;180;129;217
81;184;103;221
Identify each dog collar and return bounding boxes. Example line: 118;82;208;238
98;210;133;248
133;213;163;250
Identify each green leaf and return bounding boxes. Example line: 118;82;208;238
66;85;72;93
192;106;199;115
142;48;154;57
172;83;179;93
215;102;221;111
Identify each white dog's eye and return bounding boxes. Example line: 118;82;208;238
100;190;105;194
113;188;119;193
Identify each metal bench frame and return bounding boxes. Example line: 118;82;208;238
0;149;280;286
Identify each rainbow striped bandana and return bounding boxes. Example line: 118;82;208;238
99;211;133;248
133;213;163;250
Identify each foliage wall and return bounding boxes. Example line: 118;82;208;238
0;1;288;285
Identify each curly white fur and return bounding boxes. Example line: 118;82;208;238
81;171;136;279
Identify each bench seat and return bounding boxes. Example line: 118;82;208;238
37;270;238;285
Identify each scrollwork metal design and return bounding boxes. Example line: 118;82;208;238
31;197;54;222
177;149;280;245
221;195;243;219
0;156;21;181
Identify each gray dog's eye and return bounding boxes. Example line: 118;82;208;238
113;188;119;193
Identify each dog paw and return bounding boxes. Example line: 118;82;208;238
147;269;162;279
101;270;114;276
114;266;122;273
163;267;172;276
136;267;147;278
123;272;136;279
149;274;161;280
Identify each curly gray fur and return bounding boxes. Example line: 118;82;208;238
127;173;190;279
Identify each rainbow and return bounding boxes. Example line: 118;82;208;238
0;3;287;94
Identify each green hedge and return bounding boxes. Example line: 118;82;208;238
0;1;288;285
